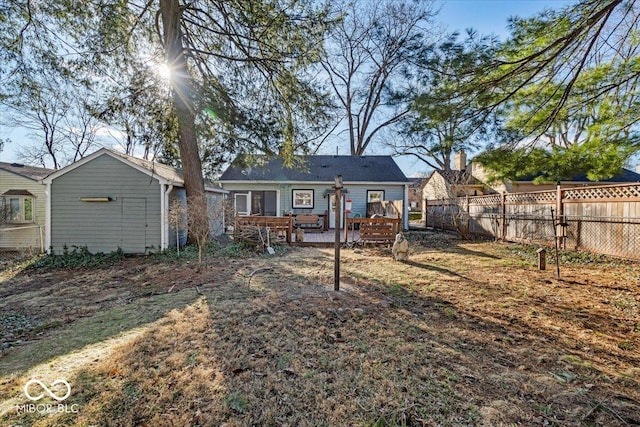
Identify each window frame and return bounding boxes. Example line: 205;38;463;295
292;189;314;209
233;193;250;216
1;196;34;223
367;190;385;203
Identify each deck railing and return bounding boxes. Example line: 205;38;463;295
345;216;401;244
234;215;293;244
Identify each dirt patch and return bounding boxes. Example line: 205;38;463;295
1;232;639;426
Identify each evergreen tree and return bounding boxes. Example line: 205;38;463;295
2;0;334;240
476;0;639;180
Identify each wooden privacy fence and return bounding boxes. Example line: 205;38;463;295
425;183;640;260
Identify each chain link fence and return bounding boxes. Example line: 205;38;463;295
425;183;640;260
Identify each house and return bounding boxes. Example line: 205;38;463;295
422;151;485;201
219;155;410;229
424;150;640;203
473;162;640;193
43;148;227;254
1;162;53;251
407;178;427;212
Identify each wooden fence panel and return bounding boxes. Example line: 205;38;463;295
426;183;640;260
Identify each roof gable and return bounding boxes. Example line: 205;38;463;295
0;162;54;181
43;148;183;185
434;169;482;186
220;155;408;183
43;148;227;193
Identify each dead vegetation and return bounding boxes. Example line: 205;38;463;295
1;231;639;426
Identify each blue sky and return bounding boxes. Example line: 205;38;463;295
438;0;571;36
1;0;574;176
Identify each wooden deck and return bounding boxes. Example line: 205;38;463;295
232;215;399;247
292;229;361;246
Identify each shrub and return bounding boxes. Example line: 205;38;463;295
30;246;125;269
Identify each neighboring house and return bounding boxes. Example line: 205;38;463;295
422;151;484;202
43;148;227;254
0;162;53;251
424;151;640;207
407;178;427;212
219;155;410;229
422;170;485;200
472;162;640;193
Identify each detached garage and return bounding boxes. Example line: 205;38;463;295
44;148;227;254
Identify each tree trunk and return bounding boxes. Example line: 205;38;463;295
159;0;207;244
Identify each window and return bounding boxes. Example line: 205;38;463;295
1;196;34;223
367;190;385;203
251;191;277;216
234;193;250;216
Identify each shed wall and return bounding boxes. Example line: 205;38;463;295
50;154;162;254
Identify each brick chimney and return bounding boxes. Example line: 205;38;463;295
453;151;467;171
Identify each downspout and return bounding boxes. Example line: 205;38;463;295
160;184;165;251
403;183;409;230
163;184;174;250
45;182;51;253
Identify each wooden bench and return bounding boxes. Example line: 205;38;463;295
293;214;324;232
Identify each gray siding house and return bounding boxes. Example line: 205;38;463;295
219;155;410;229
44;148;227;254
1;162;53;251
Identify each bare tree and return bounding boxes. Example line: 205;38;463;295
423;167;482;239
62;93;103;164
6;82;68;169
187;195;212;271
3;75;103;169
322;0;436;155
168;198;188;255
168;195;210;269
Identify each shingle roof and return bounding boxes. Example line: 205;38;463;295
42;148;226;193
2;189;36;196
106;150;225;191
517;168;640;183
0;162;54;181
220;155;409;183
408;177;426;188
108;150;185;184
437;170;482;186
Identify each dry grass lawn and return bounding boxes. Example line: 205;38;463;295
1;231;639;426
